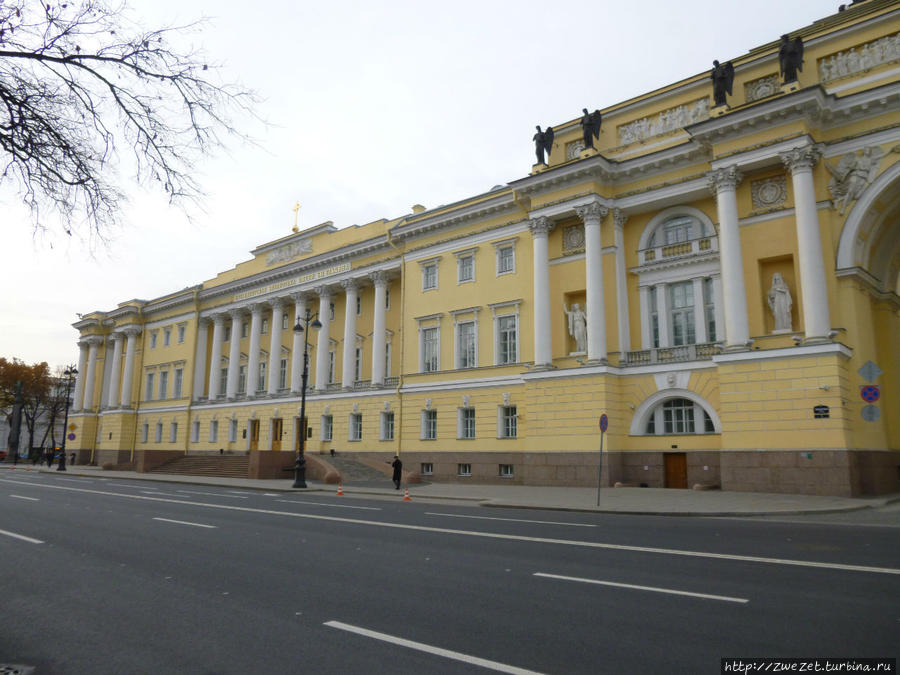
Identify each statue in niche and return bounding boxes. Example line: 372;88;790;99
532;125;554;165
711;60;734;107
580;108;602;151
779;34;804;84
826;146;886;215
767;273;793;332
563;303;587;353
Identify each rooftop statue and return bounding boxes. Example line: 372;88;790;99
580;108;602;151
779;34;804;84
711;60;734;106
532;125;554;165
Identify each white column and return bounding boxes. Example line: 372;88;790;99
246;304;263;396
341;280;359;389
692;277;708;344
226;309;242;399
106;333;124;408
613;209;631;356
290;293;307;394
120;327;141;408
576;202;608;364
192;319;209;400
655;284;671;348
781;144;832;342
315;287;332;391
267;299;284;396
82;336;101;411
529;217;555;368
208;314;226;399
707;166;749;350
370;272;388;387
72;341;89;412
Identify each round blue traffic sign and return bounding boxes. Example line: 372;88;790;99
860;385;880;403
599;414;608;433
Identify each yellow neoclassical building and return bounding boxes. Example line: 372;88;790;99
70;0;899;496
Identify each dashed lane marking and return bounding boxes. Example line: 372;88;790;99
426;512;596;527
176;490;248;499
10;495;39;501
534;572;749;604
152;517;217;529
0;528;44;544
276;499;381;511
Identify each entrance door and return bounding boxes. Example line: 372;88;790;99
664;453;688;489
272;418;283;451
249;419;260;451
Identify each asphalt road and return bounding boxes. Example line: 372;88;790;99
1;471;897;674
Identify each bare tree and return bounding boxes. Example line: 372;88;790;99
0;1;257;242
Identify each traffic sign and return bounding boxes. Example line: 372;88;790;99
599;414;608;433
68;423;76;431
67;433;76;441
858;361;883;383
861;405;880;422
860;385;880;403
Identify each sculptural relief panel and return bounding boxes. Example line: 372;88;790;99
617;98;710;146
818;32;900;83
751;175;787;211
745;75;779;102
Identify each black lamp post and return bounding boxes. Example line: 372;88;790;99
57;364;77;472
292;310;321;488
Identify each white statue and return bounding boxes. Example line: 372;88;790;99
826;146;885;215
563;303;587;353
767;273;793;332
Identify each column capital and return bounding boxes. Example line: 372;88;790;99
229;307;244;320
247;302;264;315
268;297;284;311
780;143;824;174
81;334;104;347
528;216;554;237
314;285;332;299
706;166;743;194
369;270;389;287
211;312;227;325
613;208;628;230
340;278;359;293
290;291;309;304
574;202;609;224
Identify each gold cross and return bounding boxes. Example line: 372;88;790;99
292;201;301;233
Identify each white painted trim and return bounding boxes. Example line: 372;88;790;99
401;374;525;394
403;221;530;263
713;342;852;364
629;388;722;435
825;65;900;95
638;206;716;250
142;311;196;331
527;194;608;220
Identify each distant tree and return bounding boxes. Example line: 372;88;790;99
0;357;51;455
0;1;257;242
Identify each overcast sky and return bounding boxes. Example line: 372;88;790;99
1;0;834;369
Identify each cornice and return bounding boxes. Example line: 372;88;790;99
389;190;519;241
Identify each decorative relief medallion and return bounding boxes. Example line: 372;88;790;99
751;176;787;210
819;32;900;83
566;140;584;160
745;75;779;102
563;224;585;253
617;98;710;146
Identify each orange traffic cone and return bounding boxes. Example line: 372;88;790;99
403;488;411;502
336;483;344;496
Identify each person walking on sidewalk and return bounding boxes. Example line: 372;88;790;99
391;455;402;490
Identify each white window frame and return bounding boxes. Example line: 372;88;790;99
328;348;336;383
219;367;227;397
420;258;440;291
380;411;394;441
145;371;155;401
223;326;231;342
349;413;362;441
355;345;362;383
154;422;163;443
416;315;442;373
421;409;437;440
257;361;266;393
493;237;517;276
191;420;200;443
454;248;476;284
421;462;434;476
228;419;237;443
490;301;521;365
498;405;517;439
321;415;333;441
455;319;477;369
210;420;219;443
282;313;289;331
141;423;149;444
238;365;247;394
163;327;171;346
169;422;177;443
149;332;158;349
177;324;186;344
158;370;168;401
261;318;269;335
499;464;515;478
458;407;475;440
279;357;288;390
457;463;472;477
173;368;183;399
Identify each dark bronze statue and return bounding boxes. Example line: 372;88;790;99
532;125;554;165
711;59;734;107
779;34;804;84
580;108;602;151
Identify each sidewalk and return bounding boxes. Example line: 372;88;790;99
7;463;899;516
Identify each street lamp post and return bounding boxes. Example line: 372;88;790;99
57;364;78;472
292;310;321;488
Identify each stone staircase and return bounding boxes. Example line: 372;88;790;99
325;455;391;484
149;455;250;478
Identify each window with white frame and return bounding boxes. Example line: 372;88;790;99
458;407;475;439
329;302;335;321
421;462;433;475
155;422;163;443
494;238;517;276
381;411;394;441
279;358;288;390
219;368;227;396
228;419;237;443
670;281;695;346
145;372;155;401
497;314;517;364
456;321;476;369
261;318;268;335
498;405;517;438
224;326;231;342
422;326;439;372
321;415;333;441
173;368;183;399
457;463;472;476
141;423;149;443
238;365;247;394
177;325;186;344
385;288;390;309
241;322;248;339
282;314;289;331
191;421;200;443
385;341;392;377
648;286;660;348
210;420;219;443
257;361;266;392
169;422;177;443
704;278;717;342
355;346;362;382
457;252;474;283
149;332;158;349
422;409;437;440
328;349;336;383
349;413;362;441
356;295;361;316
644;397;716;435
499;464;514;478
159;370;168;400
163;327;171;346
421;260;438;291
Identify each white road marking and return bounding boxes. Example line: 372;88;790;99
276;499;381;511
534;572;749;604
176;490;247;499
229;491;252;495
152;517;217;529
263;493;279;496
53;477;93;483
10;495;39;501
0;528;44;544
141;491;185;497
2;477;897;576
324;621;544;674
426;512;596;527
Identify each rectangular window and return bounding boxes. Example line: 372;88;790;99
663;400;695;434
422;262;437;290
349;413;362;441
499;464;514;478
381;411;394;441
282;314;289;331
459;408;475;439
210;420;219;443
457;463;472;477
322;415;333;441
499;405;517;438
670;281;695;346
356;296;361;316
498;315;517;364
423;327;439;372
328;350;336;383
159;370;168;400
279;358;288;390
457;321;476;369
150;332;158;349
154;422;163;443
421;462;434;476
219;368;227;396
261;318;268;335
385;288;390;310
224;326;231;342
169;422;177;443
191;421;200;443
458;254;474;283
704;278;716;343
163;328;171;347
355;347;362;382
258;362;266;393
649;287;660;349
422;409;437;440
177;325;186;344
145;372;155;401
241;322;248;339
228;419;237;443
173;368;183;399
141;423;149;443
238;365;247;394
497;245;515;275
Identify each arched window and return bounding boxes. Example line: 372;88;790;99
644;397;716;435
647;214;703;248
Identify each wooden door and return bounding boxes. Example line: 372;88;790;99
249;419;260;451
272;418;283;451
664;453;688;489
